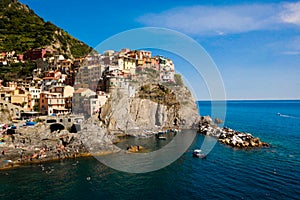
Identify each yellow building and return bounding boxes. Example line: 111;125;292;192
123;57;136;75
10;88;32;111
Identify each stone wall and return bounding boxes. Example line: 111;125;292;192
0;99;24;122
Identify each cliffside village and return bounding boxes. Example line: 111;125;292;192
0;48;176;119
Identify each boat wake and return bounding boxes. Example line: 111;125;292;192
277;113;300;119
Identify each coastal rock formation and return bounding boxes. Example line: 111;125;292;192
79;117;120;154
99;83;200;136
0;115;127;169
126;145;144;153
0;123;88;167
0;72;201;169
199;116;269;148
0;120;119;169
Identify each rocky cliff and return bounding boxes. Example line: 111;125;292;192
99;82;200;135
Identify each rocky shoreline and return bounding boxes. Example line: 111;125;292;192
0;116;270;170
0;121;119;170
199;116;269;148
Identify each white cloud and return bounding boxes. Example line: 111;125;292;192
280;2;300;25
137;2;300;36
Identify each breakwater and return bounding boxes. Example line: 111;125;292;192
199;116;269;148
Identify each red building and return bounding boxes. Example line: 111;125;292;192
17;54;24;61
24;48;52;60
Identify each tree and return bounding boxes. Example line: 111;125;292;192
20;102;26;108
174;74;184;86
33;103;40;112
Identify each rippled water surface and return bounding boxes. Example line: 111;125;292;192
0;100;299;200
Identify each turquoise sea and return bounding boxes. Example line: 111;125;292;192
0;100;299;200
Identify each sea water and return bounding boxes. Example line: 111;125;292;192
0;100;299;200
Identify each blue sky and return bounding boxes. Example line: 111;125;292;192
19;0;300;100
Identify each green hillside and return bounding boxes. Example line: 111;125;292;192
0;0;92;58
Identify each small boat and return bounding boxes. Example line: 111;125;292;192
10;125;17;129
192;149;206;159
172;128;181;133
156;131;167;140
157;136;167;140
25;121;37;126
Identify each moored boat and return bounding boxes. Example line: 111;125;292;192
25;121;37;126
156;131;167;140
192;149;206;159
157;136;167;140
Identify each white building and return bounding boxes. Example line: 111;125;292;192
159;56;175;82
29;87;41;108
83;93;109;116
72;88;96;114
160;71;175;83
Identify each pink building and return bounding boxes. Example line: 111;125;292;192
39;91;67;115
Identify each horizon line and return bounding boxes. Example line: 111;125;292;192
196;98;300;101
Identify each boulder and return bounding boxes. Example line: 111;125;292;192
243;141;250;147
250;140;257;147
232;135;243;144
127;145;144;153
214;118;223;124
225;138;231;145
